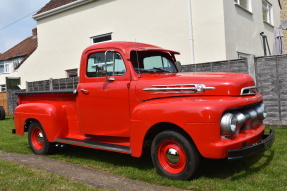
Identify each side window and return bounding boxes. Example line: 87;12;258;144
87;52;126;77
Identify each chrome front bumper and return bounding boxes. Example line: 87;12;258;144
228;129;275;160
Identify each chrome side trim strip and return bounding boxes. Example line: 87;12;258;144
144;87;197;91
55;138;131;154
143;84;215;94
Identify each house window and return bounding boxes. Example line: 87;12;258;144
0;84;6;92
13;57;23;70
91;33;112;44
66;69;78;78
4;61;9;73
262;0;272;25
0;61;4;74
0;61;11;74
234;0;251;11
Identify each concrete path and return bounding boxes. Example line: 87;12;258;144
0;151;185;191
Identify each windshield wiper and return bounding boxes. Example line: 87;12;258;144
153;67;171;73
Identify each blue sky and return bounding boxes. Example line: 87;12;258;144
0;0;50;53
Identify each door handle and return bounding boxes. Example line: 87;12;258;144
80;89;89;94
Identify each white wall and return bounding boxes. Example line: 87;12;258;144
18;0;281;88
18;0;192;87
223;0;281;59
190;0;227;63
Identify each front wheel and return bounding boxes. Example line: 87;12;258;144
151;131;200;180
28;121;54;155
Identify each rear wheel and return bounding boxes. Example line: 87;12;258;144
0;107;5;120
28;121;54;155
151;131;200;180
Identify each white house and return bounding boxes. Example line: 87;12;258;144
0;29;37;92
17;0;281;88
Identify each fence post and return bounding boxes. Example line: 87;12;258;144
26;81;29;92
246;55;256;84
49;78;53;91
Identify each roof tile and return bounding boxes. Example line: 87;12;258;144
35;0;78;15
0;34;37;61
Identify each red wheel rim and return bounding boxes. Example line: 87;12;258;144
31;127;44;150
157;140;187;174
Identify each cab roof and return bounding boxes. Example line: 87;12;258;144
83;41;180;58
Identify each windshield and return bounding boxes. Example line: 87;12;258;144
130;51;178;73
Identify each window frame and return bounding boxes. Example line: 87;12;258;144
4;61;10;73
86;51;126;78
13;57;23;70
0;84;6;92
234;0;252;12
66;68;78;78
0;61;4;74
262;0;273;25
90;33;112;44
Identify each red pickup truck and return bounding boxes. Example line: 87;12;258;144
13;41;274;180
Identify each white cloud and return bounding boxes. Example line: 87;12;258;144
0;0;50;53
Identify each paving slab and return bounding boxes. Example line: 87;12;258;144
0;151;186;191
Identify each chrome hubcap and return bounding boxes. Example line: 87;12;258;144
166;148;179;164
37;132;43;143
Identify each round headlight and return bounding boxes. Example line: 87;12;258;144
220;113;238;134
261;103;267;119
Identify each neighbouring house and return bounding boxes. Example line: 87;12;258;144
280;0;287;50
0;28;38;92
17;0;281;88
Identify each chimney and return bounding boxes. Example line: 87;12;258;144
32;28;37;38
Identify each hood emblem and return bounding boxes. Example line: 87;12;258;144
143;84;215;94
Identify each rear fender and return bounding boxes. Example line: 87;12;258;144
14;103;69;142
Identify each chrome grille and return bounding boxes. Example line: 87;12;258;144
221;103;266;137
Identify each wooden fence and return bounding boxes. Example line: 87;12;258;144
0;92;8;114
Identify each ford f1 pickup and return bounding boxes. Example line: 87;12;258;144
13;41;275;180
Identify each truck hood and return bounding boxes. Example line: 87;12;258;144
135;72;256;101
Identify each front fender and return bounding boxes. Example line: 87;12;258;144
129;96;264;157
14;103;68;142
130;97;222;157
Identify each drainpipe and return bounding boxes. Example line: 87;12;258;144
187;0;195;64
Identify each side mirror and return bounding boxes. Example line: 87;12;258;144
175;61;182;72
104;50;115;81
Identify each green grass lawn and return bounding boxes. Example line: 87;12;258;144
1;115;287;191
0;158;102;191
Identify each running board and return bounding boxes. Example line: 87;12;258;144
55;137;131;154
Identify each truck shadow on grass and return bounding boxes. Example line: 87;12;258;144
52;144;275;180
198;150;275;180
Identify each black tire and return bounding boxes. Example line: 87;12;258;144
151;131;200;180
28;121;54;155
0;107;5;120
